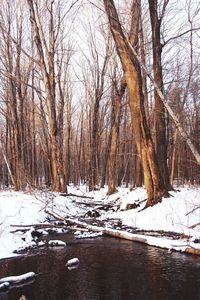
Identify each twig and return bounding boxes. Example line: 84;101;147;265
186;206;200;216
189;222;200;229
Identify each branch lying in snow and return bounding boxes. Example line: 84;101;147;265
186;206;200;216
10;223;67;233
11;222;88;233
45;209;200;256
45;210;103;231
60;193;94;199
10;223;57;228
189;222;200;229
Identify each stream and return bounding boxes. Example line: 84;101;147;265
0;234;200;300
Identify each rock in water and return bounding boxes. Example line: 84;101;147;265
48;240;66;247
65;258;80;267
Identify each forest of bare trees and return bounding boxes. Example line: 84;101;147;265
0;0;199;206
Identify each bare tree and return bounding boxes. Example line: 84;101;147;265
27;0;66;192
0;1;32;190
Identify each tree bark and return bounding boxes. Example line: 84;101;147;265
107;78;126;195
148;0;171;189
125;19;200;169
103;0;169;206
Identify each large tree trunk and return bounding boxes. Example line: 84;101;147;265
27;0;66;192
125;12;200;169
103;0;169;206
148;0;171;190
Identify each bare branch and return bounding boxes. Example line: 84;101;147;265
163;27;200;46
159;0;170;22
0;23;39;64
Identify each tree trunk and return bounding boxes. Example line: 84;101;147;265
103;0;169;206
107;79;126;195
148;0;171;190
5;27;25;190
27;0;66;192
88;49;109;191
88;96;100;191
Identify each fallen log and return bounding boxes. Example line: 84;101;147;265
0;272;36;284
45;210;103;231
0;273;36;293
45;210;200;256
73;201;112;207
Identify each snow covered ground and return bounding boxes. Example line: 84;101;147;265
0;185;199;260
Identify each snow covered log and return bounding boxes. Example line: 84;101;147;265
103;228;200;255
60;193;94;199
0;272;36;284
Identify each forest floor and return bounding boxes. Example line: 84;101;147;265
0;185;200;259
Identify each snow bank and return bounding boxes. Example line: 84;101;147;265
106;187;200;239
0;191;46;259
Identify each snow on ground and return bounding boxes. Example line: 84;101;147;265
105;187;200;239
0;185;199;260
0;191;46;259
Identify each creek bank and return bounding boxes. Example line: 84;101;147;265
48;209;200;256
0;186;200;259
11;206;200;257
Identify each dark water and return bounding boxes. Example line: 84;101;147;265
0;235;200;300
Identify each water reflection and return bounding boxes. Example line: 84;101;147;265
0;236;199;300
